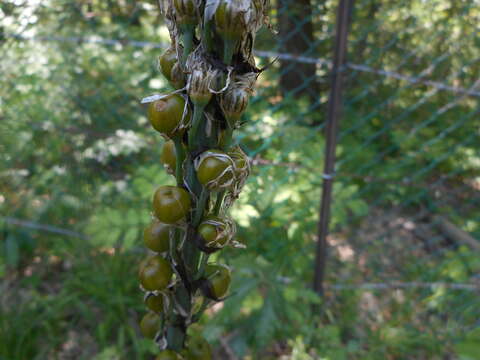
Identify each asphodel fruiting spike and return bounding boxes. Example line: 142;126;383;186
140;0;269;355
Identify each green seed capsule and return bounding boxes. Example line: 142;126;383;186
144;219;171;253
148;94;188;138
145;293;165;313
139;255;173;291
152;186;191;224
140;311;162;339
195;150;236;191
201;264;231;300
159;47;177;82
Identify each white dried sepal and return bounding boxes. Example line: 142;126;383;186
155;334;168;350
208;66;234;95
141;94;169;104
229;239;247;249
140;87;187;104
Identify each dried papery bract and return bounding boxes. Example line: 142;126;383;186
228;145;251;190
197;215;236;252
220;73;257;149
141;0;269;355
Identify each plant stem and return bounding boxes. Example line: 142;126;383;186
223;38;236;65
166;320;186;351
173;136;186;186
181;25;195;67
185;154;202;196
203;19;213;52
195;252;209;279
193;188;209;227
188;103;206;151
213;191;225;215
169;228;178;263
222;127;234;151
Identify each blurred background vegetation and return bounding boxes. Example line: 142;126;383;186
1;0;479;359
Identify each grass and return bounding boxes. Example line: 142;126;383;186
0;238;158;360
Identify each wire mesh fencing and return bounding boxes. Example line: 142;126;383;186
1;0;479;358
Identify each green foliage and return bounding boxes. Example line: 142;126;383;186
1;0;479;358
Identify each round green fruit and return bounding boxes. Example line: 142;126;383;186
139;255;173;291
145;293;165;313
144;219;171;253
153;186;191;224
202;264;231;300
159;47;177;82
148;94;187;138
140;311;162;339
195;150;235;191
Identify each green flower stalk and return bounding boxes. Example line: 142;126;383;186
214;0;268;64
141;0;269;356
172;136;186;185
215;0;247;64
187;66;218;151
173;0;198;66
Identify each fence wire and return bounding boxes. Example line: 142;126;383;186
1;0;479;359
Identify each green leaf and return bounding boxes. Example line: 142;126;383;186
255;297;277;346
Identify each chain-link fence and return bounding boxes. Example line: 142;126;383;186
1;0;479;359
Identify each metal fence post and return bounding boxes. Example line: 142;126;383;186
313;0;354;296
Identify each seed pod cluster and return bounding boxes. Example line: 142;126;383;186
140;0;269;355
